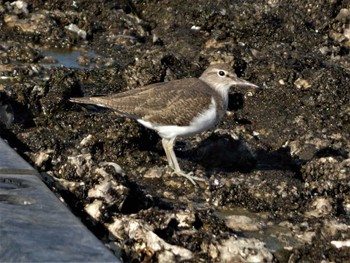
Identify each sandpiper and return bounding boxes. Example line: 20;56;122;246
70;63;258;185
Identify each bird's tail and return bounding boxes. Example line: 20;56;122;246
69;97;94;105
69;97;117;112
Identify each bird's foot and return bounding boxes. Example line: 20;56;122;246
171;169;206;186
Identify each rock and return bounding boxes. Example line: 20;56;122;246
225;214;264;232
322;219;350;237
301;157;350;194
107;218;193;262
10;1;29;15
143;167;163;179
294;77;311;90
1;0;350;262
85;199;103;220
304;197;333;218
210;237;273;263
331;240;350;249
65;24;87;40
33;149;54;168
67;153;92;177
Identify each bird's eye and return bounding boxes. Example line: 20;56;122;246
218;70;225;77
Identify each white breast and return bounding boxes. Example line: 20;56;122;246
137;97;219;139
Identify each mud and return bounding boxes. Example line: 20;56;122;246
1;0;350;262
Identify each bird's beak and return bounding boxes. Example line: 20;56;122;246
233;77;259;88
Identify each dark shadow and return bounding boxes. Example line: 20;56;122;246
233;57;248;78
153;213;203;245
255;147;301;172
181;133;301;174
68;99;110;112
154;218;179;244
118;180;158;214
228;93;252;125
57;189;110;240
314;147;348;158
228;92;244;111
192;134;257;173
0;125;32;161
0;92;35;128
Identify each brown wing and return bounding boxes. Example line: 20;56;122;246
141;88;214;126
71;78;214;126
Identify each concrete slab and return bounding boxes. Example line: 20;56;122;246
0;138;120;262
0;139;36;175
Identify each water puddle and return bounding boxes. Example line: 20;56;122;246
0;49;101;86
215;207;302;252
41;48;98;69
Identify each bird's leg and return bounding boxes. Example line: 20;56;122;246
161;138;175;169
161;137;205;186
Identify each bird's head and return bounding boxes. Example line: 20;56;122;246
199;63;258;93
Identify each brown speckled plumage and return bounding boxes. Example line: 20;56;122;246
71;78;224;126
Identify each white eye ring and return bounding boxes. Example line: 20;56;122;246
218;70;225;77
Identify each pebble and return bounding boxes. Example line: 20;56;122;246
143;167;163;178
294;78;311;90
11;0;28;14
65;24;87;39
225;215;264;232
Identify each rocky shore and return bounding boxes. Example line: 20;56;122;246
1;1;349;262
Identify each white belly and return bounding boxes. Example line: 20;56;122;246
137;97;219;139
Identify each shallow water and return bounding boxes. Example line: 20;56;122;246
215;207;300;252
41;48;98;69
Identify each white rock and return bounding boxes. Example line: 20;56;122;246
331;240;350;248
191;25;201;30
100;161;124;175
225;215;264;232
65;24;87;39
67;153;92;176
215;237;273;263
143;167;162;178
175;211;196;228
11;1;28;14
343;201;350;216
34;149;53;167
344;28;350;39
158;250;175;263
294;78;311;90
145;231;193;260
305;197;332;218
80;134;94;146
85;199;103;220
87;179;112;198
107;218;128;240
107;218;193;261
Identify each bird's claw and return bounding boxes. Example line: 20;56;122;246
170;169;206;186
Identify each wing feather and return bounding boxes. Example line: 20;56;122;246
71;78;215;126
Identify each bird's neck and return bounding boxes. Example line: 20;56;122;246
205;82;230;110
